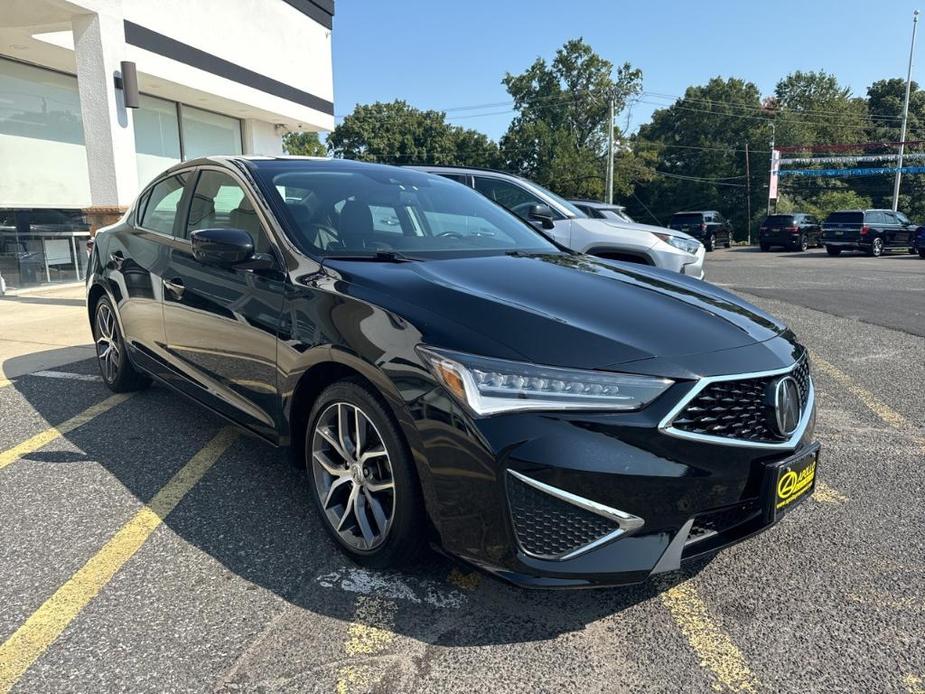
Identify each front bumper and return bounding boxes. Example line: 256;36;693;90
411;342;818;588
651;243;706;280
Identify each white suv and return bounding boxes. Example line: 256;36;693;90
414;167;705;279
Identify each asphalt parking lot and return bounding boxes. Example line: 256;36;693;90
0;248;923;693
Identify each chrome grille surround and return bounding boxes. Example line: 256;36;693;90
658;355;815;450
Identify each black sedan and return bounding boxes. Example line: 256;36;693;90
86;157;820;588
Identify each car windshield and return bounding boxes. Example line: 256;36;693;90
253;162;559;259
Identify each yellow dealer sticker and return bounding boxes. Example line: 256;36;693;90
776;457;817;510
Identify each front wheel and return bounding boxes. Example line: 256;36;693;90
306;380;423;568
93;296;149;392
825;246;842;256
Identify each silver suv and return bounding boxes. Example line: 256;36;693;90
413;166;705;279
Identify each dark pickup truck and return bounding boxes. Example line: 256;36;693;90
822;209;917;257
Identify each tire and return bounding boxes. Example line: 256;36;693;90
918;249;925;258
867;237;884;257
704;234;715;252
825;246;842;256
796;235;808;252
724;237;731;249
759;243;770;252
93;296;150;393
306;380;424;568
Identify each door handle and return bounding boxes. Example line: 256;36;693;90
163;278;184;298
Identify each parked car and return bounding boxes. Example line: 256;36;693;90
758;213;822;252
914;226;925;258
669;211;733;251
821;209;917;257
87;156;819;588
412;166;705;279
569;200;635;223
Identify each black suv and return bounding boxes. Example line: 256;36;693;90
821;209;917;257
669;211;732;251
758;213;822;252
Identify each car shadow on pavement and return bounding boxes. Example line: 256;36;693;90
7;350;709;649
0;295;87;307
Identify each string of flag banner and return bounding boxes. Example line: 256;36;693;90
768;140;925;199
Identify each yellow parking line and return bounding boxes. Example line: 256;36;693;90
0;393;133;471
905;673;925;694
660;580;758;693
813;481;849;504
336;596;398;694
0;378;12;389
810;352;910;430
0;426;238;693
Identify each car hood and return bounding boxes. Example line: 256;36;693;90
570;218;658;248
598;218;699;242
322;253;786;374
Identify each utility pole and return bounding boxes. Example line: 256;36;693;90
892;9;920;211
605;92;615;204
745;142;752;245
767;121;776;216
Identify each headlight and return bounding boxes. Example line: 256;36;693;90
654;232;701;255
418;347;674;415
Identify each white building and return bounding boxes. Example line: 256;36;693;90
0;0;334;289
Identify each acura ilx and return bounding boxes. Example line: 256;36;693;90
86;157;819;587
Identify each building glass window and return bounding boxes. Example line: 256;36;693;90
0;208;90;290
180;106;243;159
134;94;182;188
0;57;90;207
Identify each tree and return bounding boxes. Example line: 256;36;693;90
499;38;645;200
327;100;499;166
631;77;766;238
773;70;868;149
282;131;327;157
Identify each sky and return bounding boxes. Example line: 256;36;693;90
331;0;922;141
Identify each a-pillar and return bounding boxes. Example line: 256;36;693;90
72;10;137;234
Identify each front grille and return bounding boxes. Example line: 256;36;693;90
507;474;620;559
670;356;810;443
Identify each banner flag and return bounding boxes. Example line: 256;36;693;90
779;165;925;178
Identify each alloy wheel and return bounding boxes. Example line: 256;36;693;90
872;238;884;256
95;303;120;383
310;402;396;551
799;236;808;252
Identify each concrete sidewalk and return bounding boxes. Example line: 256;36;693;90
0;285;94;379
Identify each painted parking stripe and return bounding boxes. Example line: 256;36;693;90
0;393;133;471
0;426;238;693
810;352;912;431
0;379;11;389
905;674;925;694
28;371;102;383
660;579;759;693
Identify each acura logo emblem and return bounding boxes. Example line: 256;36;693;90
772;376;801;437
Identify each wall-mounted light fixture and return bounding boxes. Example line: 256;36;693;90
113;61;140;108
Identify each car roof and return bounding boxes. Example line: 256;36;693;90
408;164;535;182
672;210;718;215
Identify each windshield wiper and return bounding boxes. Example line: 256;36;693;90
324;250;420;263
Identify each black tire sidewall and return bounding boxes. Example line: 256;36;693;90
93;296;141;392
305;380;423;568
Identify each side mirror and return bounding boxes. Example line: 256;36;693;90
527;204;556;230
190;228;274;270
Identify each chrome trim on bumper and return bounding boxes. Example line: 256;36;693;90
657;358;815;450
507;469;644;561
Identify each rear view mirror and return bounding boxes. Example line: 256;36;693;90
527;204;556;230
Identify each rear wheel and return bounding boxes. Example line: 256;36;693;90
306;380;423;568
867;237;884;257
724;237;731;248
796;235;808;252
759;242;770;252
825;246;842;256
704;234;715;252
918;249;925;258
93;296;149;392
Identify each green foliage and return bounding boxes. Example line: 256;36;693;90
282;131;327;157
631;77;766;238
772;70;868;148
499;38;644;199
782;188;872;219
326;100;500;166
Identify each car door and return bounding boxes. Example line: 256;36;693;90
113;171;193;373
893;212;914;247
161;166;287;439
472;175;571;247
